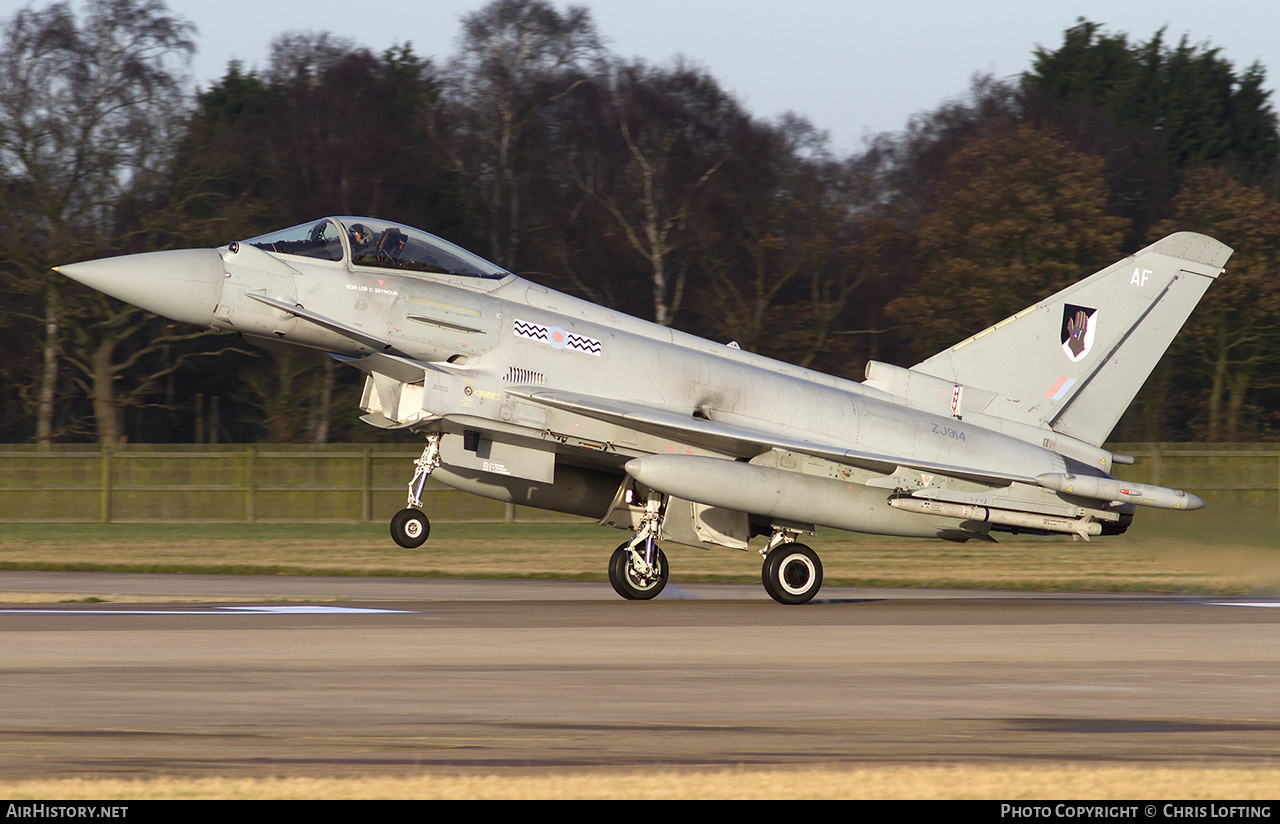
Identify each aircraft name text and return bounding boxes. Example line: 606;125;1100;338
346;283;399;296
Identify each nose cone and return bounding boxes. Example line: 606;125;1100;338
56;249;224;326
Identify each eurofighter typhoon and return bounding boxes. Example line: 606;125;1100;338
57;218;1230;603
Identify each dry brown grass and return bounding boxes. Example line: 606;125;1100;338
1;513;1276;594
2;765;1278;799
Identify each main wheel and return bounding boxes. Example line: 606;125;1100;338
608;543;669;600
390;508;430;548
762;543;822;605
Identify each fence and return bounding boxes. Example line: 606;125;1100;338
0;443;569;524
0;443;1276;523
1108;443;1280;515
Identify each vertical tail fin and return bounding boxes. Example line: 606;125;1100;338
911;232;1232;446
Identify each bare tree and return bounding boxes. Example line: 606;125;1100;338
445;0;602;272
0;0;195;445
567;60;742;326
694;115;843;354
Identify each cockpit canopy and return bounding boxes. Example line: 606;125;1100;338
241;217;510;279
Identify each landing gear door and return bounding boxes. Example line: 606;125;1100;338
600;476;645;531
660;497;750;551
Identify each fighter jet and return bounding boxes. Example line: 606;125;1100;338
56;217;1230;604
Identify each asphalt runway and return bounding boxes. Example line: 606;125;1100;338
2;571;1279;778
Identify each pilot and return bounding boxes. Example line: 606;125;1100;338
348;223;373;258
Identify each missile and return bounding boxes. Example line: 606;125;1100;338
885;496;1102;538
1035;472;1205;510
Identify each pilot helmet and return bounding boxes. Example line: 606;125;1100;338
348;223;370;246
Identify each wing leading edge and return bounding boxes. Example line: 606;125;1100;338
507;387;1043;486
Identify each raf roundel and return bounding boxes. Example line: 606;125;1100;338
514;319;602;356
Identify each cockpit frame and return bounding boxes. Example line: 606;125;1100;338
242;217;510;279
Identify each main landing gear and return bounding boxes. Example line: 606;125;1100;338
603;527;822;604
760;530;823;605
607;490;669;599
608;541;669;600
390;435;440;548
602;493;821;605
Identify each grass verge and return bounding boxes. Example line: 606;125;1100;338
1;507;1277;593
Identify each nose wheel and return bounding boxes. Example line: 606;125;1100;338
390;508;430;548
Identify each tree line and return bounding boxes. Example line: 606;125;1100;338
2;0;1278;446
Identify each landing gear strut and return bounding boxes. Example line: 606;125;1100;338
761;530;823;605
390;435;440;548
607;490;669;600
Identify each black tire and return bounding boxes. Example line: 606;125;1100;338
608;543;669;600
390;508;430;548
762;543;822;605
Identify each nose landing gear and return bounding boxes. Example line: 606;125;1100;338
390;435;440;548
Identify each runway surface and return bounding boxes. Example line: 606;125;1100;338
2;571;1279;777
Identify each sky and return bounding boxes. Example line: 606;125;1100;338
9;0;1280;155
